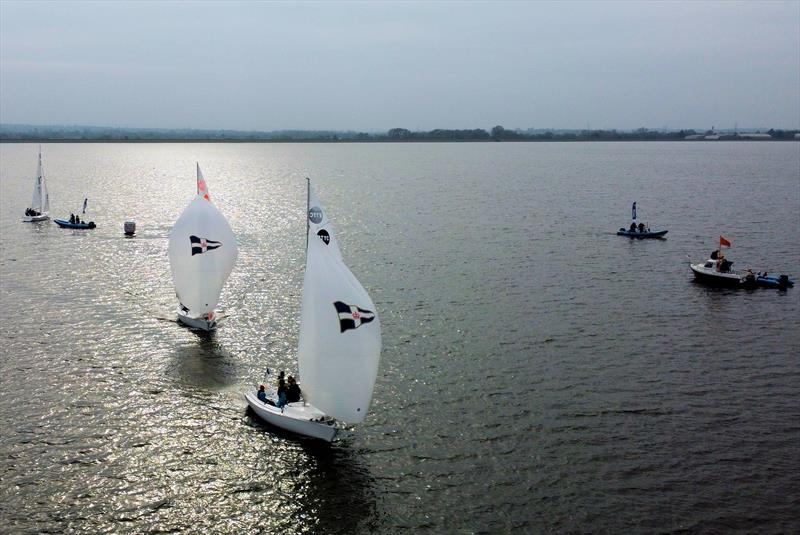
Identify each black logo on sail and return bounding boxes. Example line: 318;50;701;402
190;235;222;255
317;229;330;245
334;301;375;333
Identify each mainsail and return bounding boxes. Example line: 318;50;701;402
297;182;381;423
168;165;237;318
31;150;47;212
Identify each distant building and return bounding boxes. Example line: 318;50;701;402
684;134;704;140
738;133;771;139
703;135;720;140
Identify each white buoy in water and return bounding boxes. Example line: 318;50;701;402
124;221;136;236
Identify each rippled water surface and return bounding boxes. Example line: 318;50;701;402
1;142;799;533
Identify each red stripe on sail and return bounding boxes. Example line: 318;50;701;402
198;178;210;201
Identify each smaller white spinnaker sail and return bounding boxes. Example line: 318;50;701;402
298;181;381;423
168;164;237;321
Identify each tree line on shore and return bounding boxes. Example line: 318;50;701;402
1;124;797;142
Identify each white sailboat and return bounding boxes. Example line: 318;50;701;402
168;164;238;331
22;148;50;222
245;179;382;442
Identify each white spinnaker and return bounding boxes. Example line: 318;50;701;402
298;184;381;423
168;172;237;317
306;184;342;260
31;151;44;211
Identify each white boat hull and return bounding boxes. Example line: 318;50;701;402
23;212;50;222
245;390;338;442
176;308;216;331
690;261;754;288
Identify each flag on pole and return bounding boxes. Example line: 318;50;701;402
719;235;731;248
632;201;637;221
82;198;88;214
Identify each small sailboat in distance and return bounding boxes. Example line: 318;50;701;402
22;148;50;222
245;179;382;442
168;164;237;331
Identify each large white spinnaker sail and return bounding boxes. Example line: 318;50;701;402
168;164;237;319
297;182;381;423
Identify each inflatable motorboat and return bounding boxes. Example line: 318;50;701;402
54;219;95;229
617;228;668;238
756;274;795;289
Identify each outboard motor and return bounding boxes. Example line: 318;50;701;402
779;274;790;288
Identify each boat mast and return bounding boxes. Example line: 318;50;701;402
196;162;200;195
306;177;310;253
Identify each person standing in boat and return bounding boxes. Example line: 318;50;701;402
275;370;285;389
276;378;288;408
629;222;636;231
638;222;646;232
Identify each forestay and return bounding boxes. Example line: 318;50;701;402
298;183;381;423
167;165;237;318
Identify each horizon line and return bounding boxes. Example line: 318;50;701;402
2;122;798;134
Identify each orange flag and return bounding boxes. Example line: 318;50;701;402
720;236;731;248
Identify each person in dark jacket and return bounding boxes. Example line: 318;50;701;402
257;384;267;403
286;376;301;403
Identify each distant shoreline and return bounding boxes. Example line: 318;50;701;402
2;137;798;143
2;124;798;143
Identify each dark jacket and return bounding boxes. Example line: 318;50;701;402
287;383;301;403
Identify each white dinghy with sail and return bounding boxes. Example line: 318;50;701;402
245;179;382;442
168;164;238;331
22;148;50;222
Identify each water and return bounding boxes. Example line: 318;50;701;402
1;141;798;533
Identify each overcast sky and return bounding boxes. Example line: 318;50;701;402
1;1;798;131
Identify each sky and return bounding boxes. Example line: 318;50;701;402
1;0;798;131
